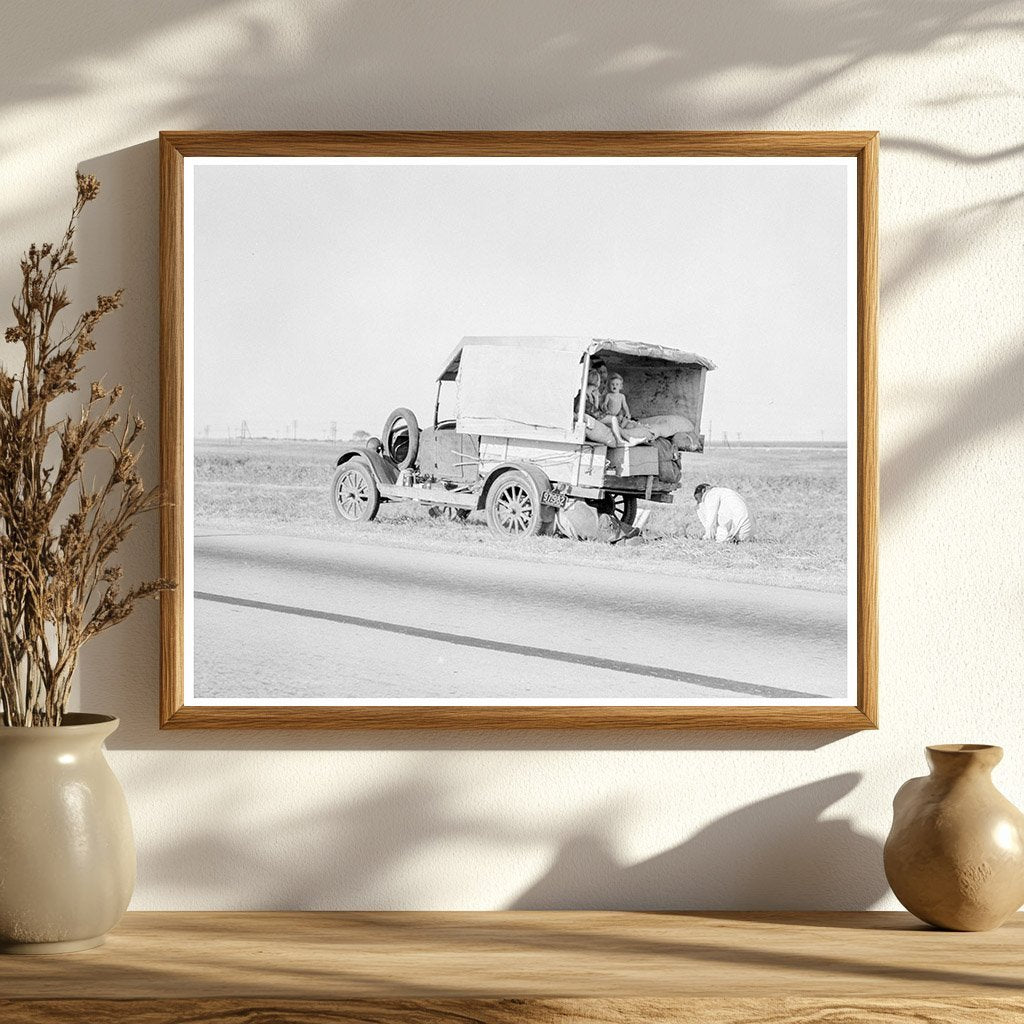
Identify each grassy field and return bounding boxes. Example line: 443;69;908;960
194;438;848;592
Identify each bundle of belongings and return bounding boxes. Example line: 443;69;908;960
555;501;643;544
568;413;701;541
653;437;680;484
639;414;701;454
642;413;701;485
596;414;698;484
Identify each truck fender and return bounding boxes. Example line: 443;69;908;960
335;445;400;486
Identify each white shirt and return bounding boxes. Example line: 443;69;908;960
697;487;753;542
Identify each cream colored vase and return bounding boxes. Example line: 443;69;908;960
0;714;135;953
884;744;1024;931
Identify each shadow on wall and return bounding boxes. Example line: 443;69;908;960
134;760;572;909
2;1;1017;130
130;758;885;909
882;335;1024;510
880;192;1023;311
1;0;1020;245
512;773;886;909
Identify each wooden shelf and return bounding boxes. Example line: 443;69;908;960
1;911;1021;1022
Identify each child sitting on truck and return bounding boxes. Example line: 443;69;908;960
602;373;631;425
584;370;627;446
601;373;654;446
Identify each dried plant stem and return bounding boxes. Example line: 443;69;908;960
0;174;173;726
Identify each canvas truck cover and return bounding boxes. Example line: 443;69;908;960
453;341;583;441
441;337;715;443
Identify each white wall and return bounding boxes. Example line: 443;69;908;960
2;0;1021;910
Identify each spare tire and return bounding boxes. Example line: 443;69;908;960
382;407;420;470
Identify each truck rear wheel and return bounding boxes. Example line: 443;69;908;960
485;470;549;538
597;494;638;526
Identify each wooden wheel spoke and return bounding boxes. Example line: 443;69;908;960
335;467;376;521
497;484;533;533
486;474;544;538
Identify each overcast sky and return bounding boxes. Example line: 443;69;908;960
191;158;851;441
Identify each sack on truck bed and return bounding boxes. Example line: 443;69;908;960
654;437;681;484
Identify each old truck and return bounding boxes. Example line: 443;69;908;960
330;336;714;538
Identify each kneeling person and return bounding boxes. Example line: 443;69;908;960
694;484;754;543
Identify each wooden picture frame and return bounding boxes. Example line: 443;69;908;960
160;131;877;730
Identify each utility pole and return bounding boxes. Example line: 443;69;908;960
330;421;337;442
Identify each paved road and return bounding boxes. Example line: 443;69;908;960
192;534;848;701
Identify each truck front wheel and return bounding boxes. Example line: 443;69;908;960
331;460;381;522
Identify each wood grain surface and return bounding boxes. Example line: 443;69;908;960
4;997;1023;1024
159;133;185;730
159;703;878;730
0;911;1020;1022
160;129;879;157
159;130;879;731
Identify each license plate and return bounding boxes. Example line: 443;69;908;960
541;489;568;509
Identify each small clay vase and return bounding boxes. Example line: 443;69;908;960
884;744;1024;930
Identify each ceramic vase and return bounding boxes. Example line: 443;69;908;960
0;714;135;953
884;744;1024;931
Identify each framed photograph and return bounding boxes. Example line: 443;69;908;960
159;131;877;729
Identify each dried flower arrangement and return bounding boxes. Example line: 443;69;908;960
0;174;172;726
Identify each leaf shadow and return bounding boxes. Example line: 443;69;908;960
512;773;887;910
882;337;1024;511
